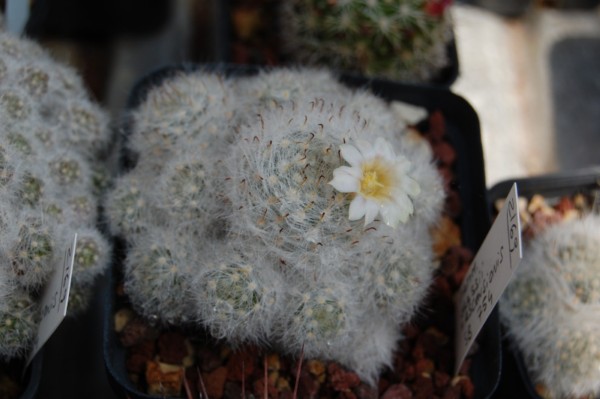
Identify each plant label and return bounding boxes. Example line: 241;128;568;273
454;183;522;375
26;234;77;368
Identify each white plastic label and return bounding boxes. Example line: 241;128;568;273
26;234;77;367
454;184;522;374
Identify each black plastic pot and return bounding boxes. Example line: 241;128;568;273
0;353;43;399
488;166;600;399
104;64;498;399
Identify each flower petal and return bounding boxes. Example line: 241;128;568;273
348;196;367;221
329;175;359;193
393;193;415;219
333;165;362;179
355;139;374;158
374;137;395;161
401;175;421;197
364;200;380;225
380;202;404;228
330;170;360;192
339;144;363;167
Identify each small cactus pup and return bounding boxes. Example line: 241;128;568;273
0;27;112;361
107;67;446;384
500;213;600;399
279;0;454;82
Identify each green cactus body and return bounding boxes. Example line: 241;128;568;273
165;161;206;215
7;132;32;155
124;238;197;325
105;175;149;237
129;72;237;165
0;91;30;120
196;259;278;341
18;67;49;97
0;145;15;186
10;223;54;288
49;157;82;185
20;174;44;206
293;289;346;343
280;0;453;82
0;290;38;358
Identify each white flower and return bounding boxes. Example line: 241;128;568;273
329;138;420;228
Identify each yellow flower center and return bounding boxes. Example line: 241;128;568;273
359;158;395;201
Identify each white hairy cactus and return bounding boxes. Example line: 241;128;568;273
501;213;600;398
107;67;445;383
0;29;112;358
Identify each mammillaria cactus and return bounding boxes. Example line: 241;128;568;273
279;0;454;82
0;29;112;358
501;213;600;398
108;67;446;383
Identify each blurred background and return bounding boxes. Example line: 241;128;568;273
1;0;599;397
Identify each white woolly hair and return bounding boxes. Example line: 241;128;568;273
500;213;600;398
276;280;357;360
129;70;238;165
114;68;446;383
522;310;600;399
337;315;401;385
0;207;56;291
0;32;46;63
104;170;165;238
226;93;443;265
220;89;443;382
353;223;435;324
0;86;33;122
152;143;229;228
53;99;111;159
233;67;352;121
62;225;111;286
192;240;287;345
123;229;201;325
0;287;38;359
0;29;113;327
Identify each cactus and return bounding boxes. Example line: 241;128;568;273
0;287;39;359
501;213;600;398
107;67;445;383
0;29;112;358
279;0;454;82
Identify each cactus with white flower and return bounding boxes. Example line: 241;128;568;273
107;67;445;382
0;29;112;358
279;0;454;82
500;213;600;399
